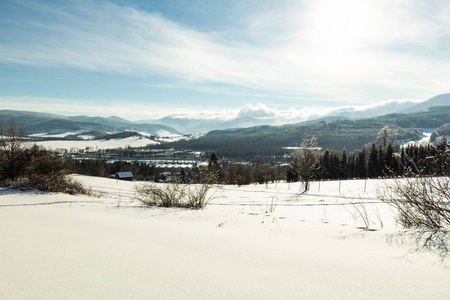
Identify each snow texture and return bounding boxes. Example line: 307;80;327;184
35;136;159;151
1;176;449;299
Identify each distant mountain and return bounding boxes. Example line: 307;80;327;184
288;116;351;127
331;101;422;119
0;110;181;138
138;116;223;133
0;110;65;125
163;105;450;159
137;98;427;133
1;93;447;139
401;93;450;113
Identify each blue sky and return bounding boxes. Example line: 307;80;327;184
0;0;449;120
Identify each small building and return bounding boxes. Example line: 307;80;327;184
111;171;134;181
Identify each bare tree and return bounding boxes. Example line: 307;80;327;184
287;135;322;191
379;138;450;230
379;176;450;229
0;119;28;181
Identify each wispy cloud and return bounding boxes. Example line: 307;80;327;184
0;0;449;102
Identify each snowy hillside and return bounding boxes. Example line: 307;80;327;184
1;176;449;299
34;135;159;151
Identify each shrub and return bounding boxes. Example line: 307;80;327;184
134;181;215;209
379;176;450;229
0;120;89;195
379;138;450;230
185;184;213;209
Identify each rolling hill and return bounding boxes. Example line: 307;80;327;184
161;106;450;159
0;110;181;139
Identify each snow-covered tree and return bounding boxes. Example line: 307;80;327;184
287;135;321;191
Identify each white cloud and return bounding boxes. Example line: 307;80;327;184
162;98;426;122
237;103;276;118
0;0;449;102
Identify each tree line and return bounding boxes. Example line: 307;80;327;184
0;120;89;194
73;134;449;188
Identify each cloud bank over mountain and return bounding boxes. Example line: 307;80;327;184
166;98;423;121
140;98;425;133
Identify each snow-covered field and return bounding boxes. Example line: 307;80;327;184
1;176;449;299
34;136;159;151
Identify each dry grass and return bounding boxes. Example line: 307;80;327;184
134;182;216;209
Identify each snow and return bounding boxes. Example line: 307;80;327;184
401;127;435;148
156;129;182;138
1;176;449;299
34;136;159;151
30;131;81;138
77;134;95;140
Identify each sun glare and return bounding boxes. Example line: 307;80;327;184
308;0;379;49
291;0;382;81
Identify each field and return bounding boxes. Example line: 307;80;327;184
34;136;159;151
1;176;449;299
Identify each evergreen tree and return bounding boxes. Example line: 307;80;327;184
207;152;222;183
377;145;385;177
400;147;406;176
368;143;378;178
357;147;367;178
348;152;357;179
339;149;349;179
330;153;340;179
322;150;330;180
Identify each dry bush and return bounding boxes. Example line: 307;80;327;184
134;182;183;207
379;138;450;230
25;150;89;195
27;174;91;195
185;184;215;209
0;120;89;195
347;200;371;230
1;145;90;195
379;176;450;229
134;181;215;209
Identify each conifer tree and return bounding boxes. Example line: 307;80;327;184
322;150;330;180
207;152;222;183
368;143;378;178
377;145;385;177
357;147;367;178
339;149;349;179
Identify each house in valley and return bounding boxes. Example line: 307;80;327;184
111;171;134;181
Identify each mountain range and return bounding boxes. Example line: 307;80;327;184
0;110;181;139
0;93;448;140
138;93;450;133
163;104;450;159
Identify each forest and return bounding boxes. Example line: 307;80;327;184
74;134;450;187
156;107;450;160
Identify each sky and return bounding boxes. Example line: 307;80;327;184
0;0;449;120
